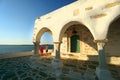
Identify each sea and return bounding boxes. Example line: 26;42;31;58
0;45;53;54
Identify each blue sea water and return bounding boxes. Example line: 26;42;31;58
0;45;34;54
0;45;53;54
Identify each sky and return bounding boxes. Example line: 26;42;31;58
0;0;76;45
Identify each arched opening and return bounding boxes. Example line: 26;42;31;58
36;27;54;54
60;21;97;56
40;32;54;54
106;17;120;56
40;32;53;45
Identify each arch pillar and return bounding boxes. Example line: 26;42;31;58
51;42;63;80
54;42;61;60
94;39;115;80
33;41;40;56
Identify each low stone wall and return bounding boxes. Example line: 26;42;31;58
107;56;120;65
0;51;34;59
60;53;120;66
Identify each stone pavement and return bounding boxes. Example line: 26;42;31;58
0;56;56;80
0;55;120;80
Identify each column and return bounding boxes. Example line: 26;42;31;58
51;42;62;80
30;41;39;68
54;42;61;60
94;39;115;80
96;41;107;69
33;41;40;56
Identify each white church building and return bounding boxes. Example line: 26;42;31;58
32;0;120;80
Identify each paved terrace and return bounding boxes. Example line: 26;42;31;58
0;55;120;80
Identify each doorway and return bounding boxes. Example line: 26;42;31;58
70;35;80;52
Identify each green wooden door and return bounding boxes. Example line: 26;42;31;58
70;35;80;52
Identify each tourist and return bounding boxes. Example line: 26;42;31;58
40;45;44;55
45;44;48;56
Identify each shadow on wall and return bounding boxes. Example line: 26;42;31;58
68;18;120;65
105;17;120;57
67;24;97;52
67;17;120;57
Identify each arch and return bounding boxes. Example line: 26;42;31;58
59;21;97;54
108;15;120;30
59;21;80;42
59;21;94;42
36;27;52;42
106;16;120;56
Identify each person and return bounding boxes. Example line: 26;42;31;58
40;45;44;55
45;44;48;56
